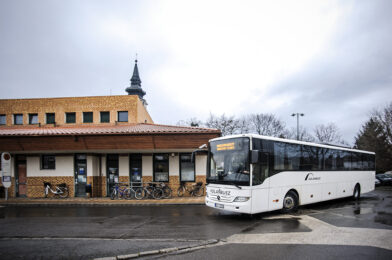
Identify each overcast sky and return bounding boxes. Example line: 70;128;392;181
0;0;391;143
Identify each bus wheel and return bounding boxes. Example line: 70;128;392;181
353;184;361;200
282;191;298;213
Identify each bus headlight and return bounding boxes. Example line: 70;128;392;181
233;196;250;202
206;192;209;198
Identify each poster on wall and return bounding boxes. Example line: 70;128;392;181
1;152;11;188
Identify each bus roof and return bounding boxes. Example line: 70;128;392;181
209;134;375;155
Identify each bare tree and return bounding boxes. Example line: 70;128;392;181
314;123;345;144
284;126;315;142
204;113;240;136
237;115;251;134
248;113;286;137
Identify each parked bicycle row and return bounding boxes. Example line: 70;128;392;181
41;181;204;199
110;181;204;200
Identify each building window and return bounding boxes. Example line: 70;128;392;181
118;111;128;122
180;154;195;182
46;113;55;124
0;114;6;125
130;154;142;182
14;114;23;125
154;154;169;182
65;112;76;123
100;111;110;123
83;112;93;123
29;113;38;124
41;155;56;169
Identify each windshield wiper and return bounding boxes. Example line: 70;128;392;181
229;182;242;189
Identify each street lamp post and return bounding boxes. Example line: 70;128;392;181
291;113;304;140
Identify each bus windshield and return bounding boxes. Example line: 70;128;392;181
207;137;250;186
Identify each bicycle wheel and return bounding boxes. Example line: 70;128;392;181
194;186;204;197
110;189;117;200
124;189;132;199
153;188;164;199
59;187;69;198
134;188;144;200
177;186;185;197
163;186;172;198
145;186;155;199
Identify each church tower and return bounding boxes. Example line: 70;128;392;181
125;59;147;105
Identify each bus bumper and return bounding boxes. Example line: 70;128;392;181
205;197;252;214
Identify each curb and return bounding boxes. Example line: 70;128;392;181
0;202;205;207
94;239;220;260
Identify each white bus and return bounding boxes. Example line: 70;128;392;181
205;134;375;214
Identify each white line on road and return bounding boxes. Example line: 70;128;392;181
227;215;392;250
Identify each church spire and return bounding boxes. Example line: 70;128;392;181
125;58;146;105
130;59;141;87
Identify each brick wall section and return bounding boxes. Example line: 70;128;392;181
27;177;74;198
0;95;153;127
87;176;107;197
119;176;129;184
0;177;15;198
137;99;153;123
1;175;206;198
2;176;206;198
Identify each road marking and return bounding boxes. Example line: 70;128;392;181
227;215;392;250
0;237;204;242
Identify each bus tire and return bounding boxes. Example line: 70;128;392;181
282;191;299;213
353;184;361;200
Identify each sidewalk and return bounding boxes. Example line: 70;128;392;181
0;196;205;206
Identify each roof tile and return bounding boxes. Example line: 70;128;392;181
0;123;220;137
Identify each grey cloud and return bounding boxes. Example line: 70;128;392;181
256;0;392;143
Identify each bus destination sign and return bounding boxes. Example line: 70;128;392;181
217;142;235;151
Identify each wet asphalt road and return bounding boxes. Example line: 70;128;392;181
0;186;391;259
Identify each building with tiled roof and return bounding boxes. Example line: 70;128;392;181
0;60;220;198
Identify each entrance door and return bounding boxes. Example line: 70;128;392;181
107;154;119;196
74;154;87;197
16;156;27;197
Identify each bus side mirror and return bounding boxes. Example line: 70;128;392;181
191;144;208;163
251;150;260;164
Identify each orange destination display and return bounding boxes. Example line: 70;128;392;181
216;142;235;151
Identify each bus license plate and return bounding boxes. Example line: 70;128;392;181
215;203;224;209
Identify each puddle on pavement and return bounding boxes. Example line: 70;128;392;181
240;218;311;234
353;207;373;215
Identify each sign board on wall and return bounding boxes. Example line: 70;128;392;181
1;152;11;188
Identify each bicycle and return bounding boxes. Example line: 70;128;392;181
142;183;164;199
158;182;172;199
126;183;144;200
177;182;204;197
110;183;129;200
44;182;69;198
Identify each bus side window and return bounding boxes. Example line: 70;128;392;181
253;152;269;185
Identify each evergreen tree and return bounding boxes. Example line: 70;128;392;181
355;117;392;173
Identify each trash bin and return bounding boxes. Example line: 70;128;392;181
85;184;92;197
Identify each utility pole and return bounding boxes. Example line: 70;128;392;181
291;113;304;140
